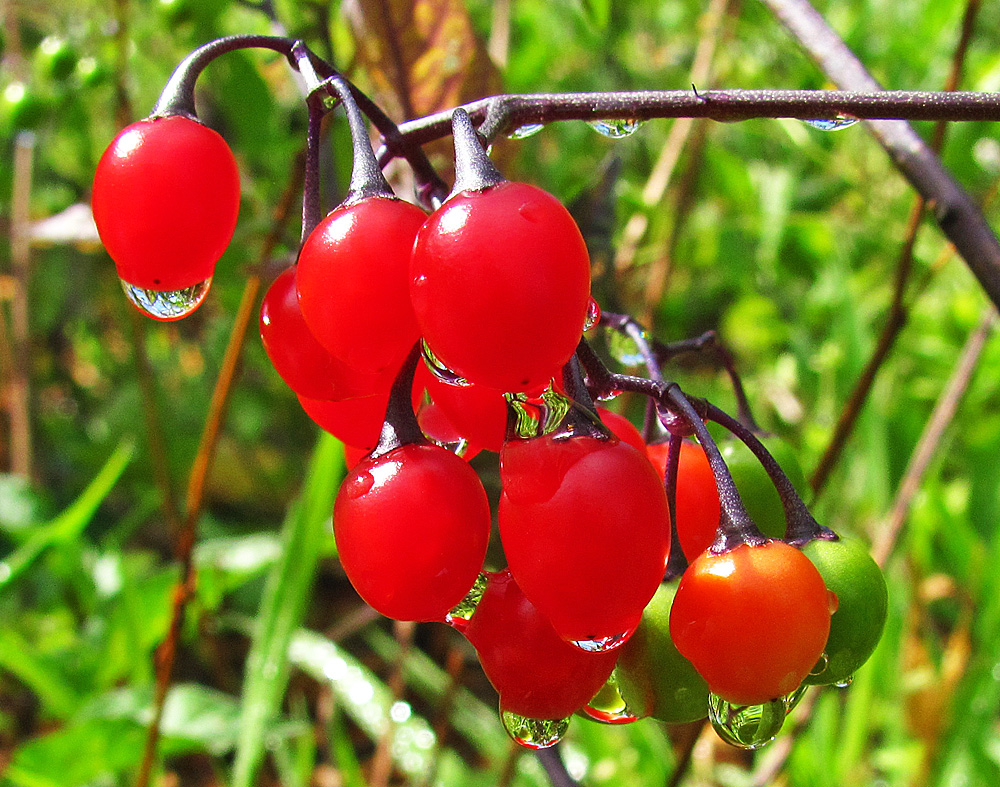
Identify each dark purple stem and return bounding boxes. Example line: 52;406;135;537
451;109;505;195
761;0;1000;314
387;89;1000;151
152;35;297;119
662;432;690;581
575;337;765;551
707;404;836;546
664;387;768;552
370;344;427;460
561;352;614;441
325;75;396;204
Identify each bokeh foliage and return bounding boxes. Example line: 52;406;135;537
2;0;1000;785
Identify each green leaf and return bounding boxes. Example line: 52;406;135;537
230;432;344;787
0;628;80;718
288;629;437;780
0;439;135;590
5;718;146;787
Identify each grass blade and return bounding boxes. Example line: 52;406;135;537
231;432;344;787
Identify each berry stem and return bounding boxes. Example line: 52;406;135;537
561;351;614;441
325;75;397;204
707;404;837;546
152;35;298;119
576;337;766;550
370;344;427;460
662;432;690;581
663;386;768;552
450;109;506;195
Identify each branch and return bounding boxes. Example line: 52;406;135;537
761;0;1000;312
385;88;1000;150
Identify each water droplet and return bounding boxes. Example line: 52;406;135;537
508;123;544;140
827;589;840;614
596;388;623;403
588;118;643;138
421;340;470;387
708;693;786;750
121;277;211;320
504;387;573;439
581;674;642;724
607;329;649;367
500;709;570;749
584;298;601;331
809;652;830;676
783;684;809;714
343;470;375;500
834;675;854;688
570;628;634;653
803;115;858;131
445;572;488;631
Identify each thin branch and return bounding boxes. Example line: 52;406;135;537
872;307;997;567
8;132;34;480
133;157;302;787
761;0;1000;317
807;0;982;495
388;89;1000;150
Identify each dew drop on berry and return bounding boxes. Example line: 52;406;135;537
827;589;840;614
517;200;544;223
121;277;211;321
569;628;635;653
342;470;375;500
808;652;830;677
834;674;854;688
783;684;809;714
421;340;470;387
444;572;488;632
707;693;786;750
584;297;601;331
581;674;642;724
500;709;570;749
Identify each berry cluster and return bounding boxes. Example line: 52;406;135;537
91;37;888;753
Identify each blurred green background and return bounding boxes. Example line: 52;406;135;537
2;0;1000;785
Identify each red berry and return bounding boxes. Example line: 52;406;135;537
647;439;721;560
597;407;646;453
423;374;509;452
464;569;618;719
92;115;240;293
299;390;390;452
260;267;389;401
410;181;592;392
296;196;426;377
669;540;833;706
334;443;491;622
499;434;670;648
